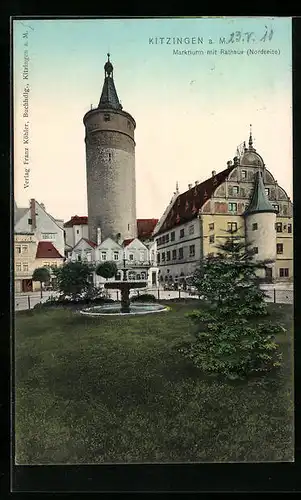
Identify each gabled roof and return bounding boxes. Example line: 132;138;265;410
83;238;97;248
64;216;88;227
36;242;64;259
154;164;236;236
14;207;29;225
137;219;159;240
244;171;278;216
123;238;135;247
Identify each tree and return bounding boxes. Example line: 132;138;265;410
178;228;283;380
32;267;51;298
95;261;118;280
52;261;94;299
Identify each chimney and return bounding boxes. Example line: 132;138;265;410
212;170;216;177
97;227;102;246
188;183;192;190
30;199;37;230
227;160;232;168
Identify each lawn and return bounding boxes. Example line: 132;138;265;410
14;300;294;464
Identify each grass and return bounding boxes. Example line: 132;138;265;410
14;300;294;464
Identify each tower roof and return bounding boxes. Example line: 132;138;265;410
98;54;123;110
239;124;265;167
244;171;277;216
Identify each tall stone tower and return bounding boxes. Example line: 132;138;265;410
83;54;137;244
244;169;278;279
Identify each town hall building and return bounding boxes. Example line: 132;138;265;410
153;131;293;287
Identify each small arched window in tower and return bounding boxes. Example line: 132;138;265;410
108;152;112;161
104;113;110;121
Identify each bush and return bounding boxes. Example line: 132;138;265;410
177;228;283;380
33;288;115;310
131;293;157;302
96;261;118;279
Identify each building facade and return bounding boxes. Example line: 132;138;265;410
14;199;65;292
153;131;293;285
83;54;137;244
69;236;157;288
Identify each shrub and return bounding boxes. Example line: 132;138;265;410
178;227;283;380
131;293;157;302
52;261;95;299
96;261;118;279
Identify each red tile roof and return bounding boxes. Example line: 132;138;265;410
36;241;64;259
123;238;135;247
154;165;236;236
137;218;159;240
83;238;97;248
64;216;88;228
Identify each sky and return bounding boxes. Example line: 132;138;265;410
13;17;292;222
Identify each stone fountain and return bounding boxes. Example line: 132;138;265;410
80;258;168;316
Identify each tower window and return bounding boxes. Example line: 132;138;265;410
108;153;112;161
209;235;215;244
241;170;247;179
273;204;279;212
288;223;292;233
252;223;258;230
265;187;270;196
128;224;130;231
232;186;239;195
276;222;282;233
277;243;283;254
104;114;110;121
209;223;214;231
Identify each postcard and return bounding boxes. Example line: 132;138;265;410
12;16;293;474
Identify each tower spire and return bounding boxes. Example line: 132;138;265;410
249;123;254;150
98;54;122;110
244;171;277;215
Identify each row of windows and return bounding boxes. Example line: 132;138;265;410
15;262;29;271
76;251;149;262
157;225;195;246
252;243;285;255
15;245;28;253
157;245;195;263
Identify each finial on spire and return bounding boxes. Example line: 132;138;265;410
176;181;179;194
249;123;253;149
104;53;113;77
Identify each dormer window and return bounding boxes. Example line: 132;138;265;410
241;170;247;179
265;187;270;196
232;186;239;195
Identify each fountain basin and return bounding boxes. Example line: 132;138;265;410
80;302;168;316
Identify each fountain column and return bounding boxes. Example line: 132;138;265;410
120;285;131;314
